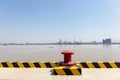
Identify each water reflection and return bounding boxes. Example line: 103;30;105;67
103;44;111;48
0;45;120;61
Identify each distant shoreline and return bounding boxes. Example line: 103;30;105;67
0;43;120;46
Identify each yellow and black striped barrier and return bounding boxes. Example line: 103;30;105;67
77;61;120;68
53;66;81;75
0;62;58;68
0;61;120;68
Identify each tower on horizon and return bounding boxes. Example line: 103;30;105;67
103;38;111;44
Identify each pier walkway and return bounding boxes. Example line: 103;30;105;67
0;68;120;80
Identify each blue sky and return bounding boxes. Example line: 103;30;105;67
0;0;120;43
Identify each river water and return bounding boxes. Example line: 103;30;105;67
0;45;120;62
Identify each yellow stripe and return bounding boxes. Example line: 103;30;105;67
54;68;66;75
17;62;24;68
39;62;46;68
58;66;66;68
28;62;35;68
7;62;13;68
79;64;84;68
50;62;57;67
109;61;118;68
0;62;3;67
76;61;84;68
86;61;95;68
71;69;81;75
70;66;81;75
98;61;106;68
77;62;83;68
70;66;75;69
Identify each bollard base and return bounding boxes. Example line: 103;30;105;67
53;66;82;75
59;61;77;66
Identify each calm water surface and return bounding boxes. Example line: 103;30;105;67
0;45;120;62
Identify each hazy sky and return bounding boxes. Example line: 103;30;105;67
0;0;120;43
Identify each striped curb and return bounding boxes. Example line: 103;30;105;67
53;66;81;75
0;61;120;68
0;62;58;68
77;61;120;68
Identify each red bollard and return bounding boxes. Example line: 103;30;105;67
60;50;76;66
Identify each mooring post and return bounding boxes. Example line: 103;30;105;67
53;50;81;75
59;50;76;66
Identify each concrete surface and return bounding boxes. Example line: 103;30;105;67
0;68;120;80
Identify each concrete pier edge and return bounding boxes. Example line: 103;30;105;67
0;61;120;68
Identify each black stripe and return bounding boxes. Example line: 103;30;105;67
54;62;58;67
77;68;82;74
115;62;120;67
54;70;57;75
33;63;41;68
23;63;30;68
12;62;19;67
45;63;52;68
81;63;89;68
92;62;100;68
63;68;73;75
2;62;8;67
55;62;58;66
103;63;112;68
